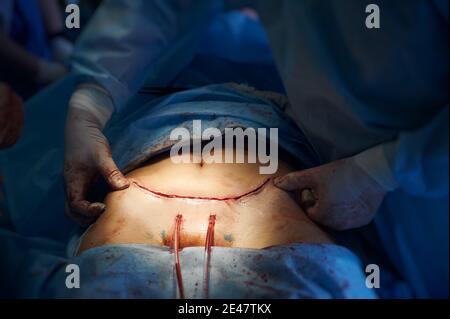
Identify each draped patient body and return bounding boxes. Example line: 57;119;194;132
78;148;333;254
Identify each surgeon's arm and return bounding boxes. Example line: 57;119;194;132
356;106;449;198
275;106;449;230
0;33;67;85
71;0;226;111
65;0;229;224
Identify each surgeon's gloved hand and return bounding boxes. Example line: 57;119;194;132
0;83;24;149
274;151;398;230
64;84;130;226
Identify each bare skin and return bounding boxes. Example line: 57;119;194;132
78;148;333;253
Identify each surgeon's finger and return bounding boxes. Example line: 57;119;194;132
64;162;105;220
64;201;97;226
70;199;106;217
273;171;317;191
96;145;130;190
300;188;317;208
65;201;104;226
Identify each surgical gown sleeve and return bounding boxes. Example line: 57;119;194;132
355;106;449;197
71;0;225;110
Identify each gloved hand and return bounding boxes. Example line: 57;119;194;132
0;83;24;149
35;58;67;85
64;84;130;225
274;152;396;230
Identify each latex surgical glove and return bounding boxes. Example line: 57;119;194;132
0;83;24;149
50;36;74;65
64;84;129;225
274;151;398;230
35;58;67;85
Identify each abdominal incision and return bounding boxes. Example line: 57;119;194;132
129;177;271;249
131;178;271;201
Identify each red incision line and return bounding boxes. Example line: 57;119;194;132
133;178;271;201
173;214;185;299
203;214;216;299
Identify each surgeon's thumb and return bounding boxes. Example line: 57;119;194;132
97;146;130;191
273;171;316;191
274;171;319;211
